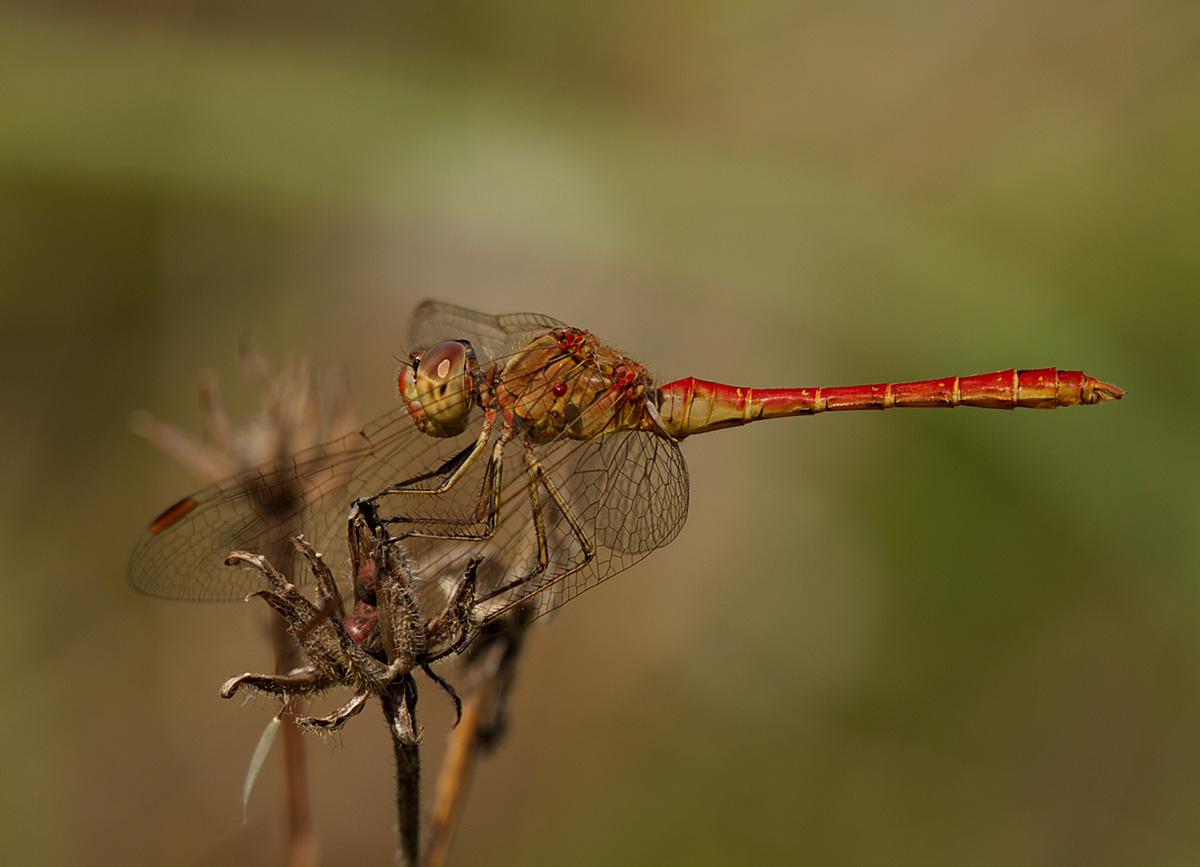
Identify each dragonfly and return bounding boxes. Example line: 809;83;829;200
130;301;1124;628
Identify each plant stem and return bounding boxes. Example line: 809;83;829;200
423;625;527;867
383;675;422;867
272;616;319;867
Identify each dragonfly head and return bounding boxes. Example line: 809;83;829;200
400;339;476;437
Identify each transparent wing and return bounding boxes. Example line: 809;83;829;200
131;301;691;622
370;412;690;625
129;302;561;602
377;427;689;625
408;300;567;364
128;405;487;601
131;398;690;617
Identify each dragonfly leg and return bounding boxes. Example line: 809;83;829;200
379;434;508;544
361;412;496;502
476;442;596;616
420;663;463;725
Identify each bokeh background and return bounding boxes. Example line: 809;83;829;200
0;2;1194;865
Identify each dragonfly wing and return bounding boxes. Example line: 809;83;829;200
485;428;689;621
559;429;690;556
128;405;485;601
131;303;566;603
133;302;686;623
409;301;567;365
380;427;690;624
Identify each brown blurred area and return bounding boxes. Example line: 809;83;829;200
0;2;1194;865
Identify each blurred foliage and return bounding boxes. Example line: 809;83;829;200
0;2;1196;865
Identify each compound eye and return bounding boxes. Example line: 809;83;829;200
414;340;473;434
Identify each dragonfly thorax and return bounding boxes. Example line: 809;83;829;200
399;339;477;437
495;328;659;443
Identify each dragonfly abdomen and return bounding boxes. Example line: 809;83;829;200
657;368;1124;438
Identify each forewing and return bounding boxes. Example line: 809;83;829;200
129;301;559;602
132;302;688;620
408;301;566;364
128;406;487;601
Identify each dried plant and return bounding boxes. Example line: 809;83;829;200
135;348;520;866
135;304;1122;865
423;617;529;867
133;348;356;867
220;502;478;865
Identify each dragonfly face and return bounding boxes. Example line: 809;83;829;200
400;339;478;437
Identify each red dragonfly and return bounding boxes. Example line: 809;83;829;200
130;301;1123;626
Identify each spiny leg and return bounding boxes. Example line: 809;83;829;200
363;412;495;502
380;433;508;543
477;441;595;611
421;664;463;725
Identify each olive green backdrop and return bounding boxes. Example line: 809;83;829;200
0;3;1191;865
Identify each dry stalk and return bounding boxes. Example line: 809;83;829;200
134;348;355;867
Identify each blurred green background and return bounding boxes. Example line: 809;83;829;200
0;2;1194;865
